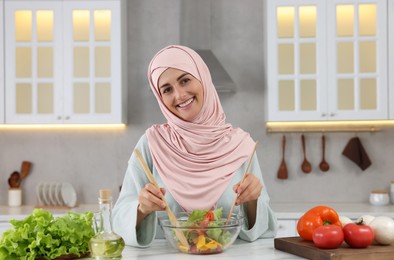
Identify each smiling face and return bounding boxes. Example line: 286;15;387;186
158;68;204;122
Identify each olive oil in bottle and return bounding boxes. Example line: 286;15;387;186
89;189;125;259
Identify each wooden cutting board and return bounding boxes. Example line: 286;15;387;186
274;237;394;260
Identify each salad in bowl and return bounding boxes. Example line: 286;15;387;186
158;208;243;254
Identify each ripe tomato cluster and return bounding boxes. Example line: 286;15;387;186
297;206;375;249
312;223;374;249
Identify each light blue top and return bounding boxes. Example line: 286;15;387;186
113;134;278;247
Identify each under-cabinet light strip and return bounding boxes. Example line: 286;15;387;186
266;120;394;133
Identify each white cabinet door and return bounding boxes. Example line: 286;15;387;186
267;0;388;122
389;1;394;119
326;0;388;121
0;0;4;124
267;0;327;122
276;219;298;238
62;0;125;124
4;0;127;124
5;1;64;124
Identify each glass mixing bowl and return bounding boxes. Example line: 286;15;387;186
158;212;244;254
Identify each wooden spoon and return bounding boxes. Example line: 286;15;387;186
301;134;312;173
277;135;288;180
20;161;32;180
133;148;189;249
319;134;330;172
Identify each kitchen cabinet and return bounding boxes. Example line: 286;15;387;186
0;0;4;124
267;0;388;122
4;0;127;124
390;1;394;119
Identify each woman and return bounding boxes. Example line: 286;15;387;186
113;45;277;247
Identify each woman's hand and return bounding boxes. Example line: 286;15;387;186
233;173;262;206
138;183;166;216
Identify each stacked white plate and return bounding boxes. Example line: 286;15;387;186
36;182;77;208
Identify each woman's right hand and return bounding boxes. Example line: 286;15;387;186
137;183;166;216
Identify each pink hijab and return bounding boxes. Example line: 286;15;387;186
146;45;255;212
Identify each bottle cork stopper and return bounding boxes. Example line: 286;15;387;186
99;189;112;200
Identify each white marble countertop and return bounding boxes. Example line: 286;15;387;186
103;238;304;260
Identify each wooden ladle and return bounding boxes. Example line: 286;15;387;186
277;135;288;179
301;134;312;173
319;134;330;172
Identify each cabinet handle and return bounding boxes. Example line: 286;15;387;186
330;113;335;117
65;116;70;120
321;113;326;117
57;116;62;120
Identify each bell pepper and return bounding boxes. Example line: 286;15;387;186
297;205;342;241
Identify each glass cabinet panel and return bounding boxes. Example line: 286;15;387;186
359;41;376;73
15;11;32;42
277;7;294;38
73;10;90;41
37;11;53;41
336;5;354;37
94;10;111;41
359;4;376;36
299;6;316;38
278;44;294;74
15;47;32;77
300;43;316;74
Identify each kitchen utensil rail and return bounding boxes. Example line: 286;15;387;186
133;148;189;249
225;141;259;225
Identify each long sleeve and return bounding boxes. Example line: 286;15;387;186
112;135;157;247
217;153;278;241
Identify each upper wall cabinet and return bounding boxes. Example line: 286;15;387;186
267;0;388;122
4;0;127;124
390;1;394;119
0;0;4;123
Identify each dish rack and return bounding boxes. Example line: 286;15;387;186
35;182;78;208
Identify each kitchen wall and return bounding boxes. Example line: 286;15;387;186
1;0;393;206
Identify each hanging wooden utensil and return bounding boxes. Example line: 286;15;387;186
319;134;330;172
301;134;312;173
133;148;189;249
277;135;288;179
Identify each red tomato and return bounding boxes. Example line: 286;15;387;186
312;225;344;249
343;223;374;248
204;211;215;221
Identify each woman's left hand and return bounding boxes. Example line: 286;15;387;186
233;173;262;205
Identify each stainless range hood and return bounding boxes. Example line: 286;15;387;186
180;1;236;93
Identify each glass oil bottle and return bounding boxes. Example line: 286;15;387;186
89;189;125;259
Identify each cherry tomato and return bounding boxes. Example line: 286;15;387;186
204;211;215;221
312;225;344;249
343;223;374;248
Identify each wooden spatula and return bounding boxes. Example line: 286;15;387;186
134;149;189;249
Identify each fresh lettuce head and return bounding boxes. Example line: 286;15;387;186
0;208;94;260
